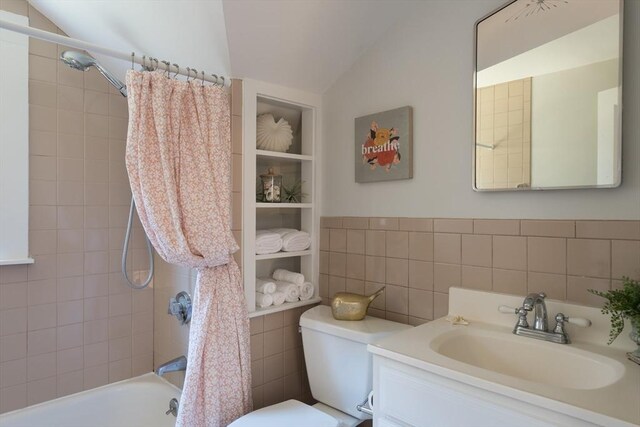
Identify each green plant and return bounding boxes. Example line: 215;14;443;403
281;179;306;203
589;277;640;344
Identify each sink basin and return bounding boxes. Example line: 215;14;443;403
431;328;625;390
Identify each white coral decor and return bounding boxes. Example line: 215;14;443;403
256;114;293;152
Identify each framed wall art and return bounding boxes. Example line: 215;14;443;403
355;106;413;183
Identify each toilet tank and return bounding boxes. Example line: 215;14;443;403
299;305;411;420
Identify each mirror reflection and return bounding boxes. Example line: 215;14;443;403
474;0;623;191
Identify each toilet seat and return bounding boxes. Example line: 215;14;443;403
228;399;339;427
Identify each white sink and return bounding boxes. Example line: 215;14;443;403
430;327;625;390
368;288;640;426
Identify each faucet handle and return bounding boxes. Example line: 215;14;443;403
555;313;591;328
498;305;518;314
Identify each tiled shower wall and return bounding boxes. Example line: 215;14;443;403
0;1;153;414
320;217;640;325
476;77;532;190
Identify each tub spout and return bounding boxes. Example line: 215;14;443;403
156;356;187;377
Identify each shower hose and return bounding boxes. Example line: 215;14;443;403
122;196;154;289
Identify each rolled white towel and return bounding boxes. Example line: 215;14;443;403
298;282;314;301
272;269;304;286
275;281;300;302
256;231;282;255
255;292;273;308
271;291;286;306
282;231;311;252
256;278;276;294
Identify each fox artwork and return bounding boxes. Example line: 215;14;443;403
355;106;413;183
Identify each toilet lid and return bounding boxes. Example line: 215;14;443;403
228;399;339;427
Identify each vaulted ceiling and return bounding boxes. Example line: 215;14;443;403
29;0;416;94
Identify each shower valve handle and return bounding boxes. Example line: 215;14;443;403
167;291;192;325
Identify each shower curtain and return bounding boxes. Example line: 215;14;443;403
125;71;252;427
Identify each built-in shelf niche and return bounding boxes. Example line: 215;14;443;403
242;79;321;315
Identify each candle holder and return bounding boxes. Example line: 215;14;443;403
260;167;282;203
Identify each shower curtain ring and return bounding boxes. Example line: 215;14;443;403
201;71;205;86
153;58;159;71
191;69;198;82
172;64;179;79
211;74;218;86
131;52;135;70
161;60;171;78
186;68;191;81
141;55;146;70
219;76;225;87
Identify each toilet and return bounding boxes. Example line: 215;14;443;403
230;305;412;427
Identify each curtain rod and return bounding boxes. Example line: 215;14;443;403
0;17;229;86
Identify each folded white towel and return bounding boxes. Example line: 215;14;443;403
256;278;276;294
256;231;282;255
271;291;286;306
281;231;311;252
270;228;298;238
255;292;273;308
275;281;300;302
273;269;304;286
298;282;314;301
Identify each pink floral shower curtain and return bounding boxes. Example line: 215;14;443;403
125;71;252;427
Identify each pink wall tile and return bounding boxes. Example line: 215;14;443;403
0;9;151;413
567;239;611;279
434;233;461;264
27;328;56;356
434;219;473;234
461;235;492;267
527;237;566;274
0;333;27;362
520;220;574;238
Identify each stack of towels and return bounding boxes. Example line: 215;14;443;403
255;269;315;308
255;228;311;255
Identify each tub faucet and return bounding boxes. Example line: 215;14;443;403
156;356;187;377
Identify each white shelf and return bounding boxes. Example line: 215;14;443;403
243;79;321;315
249;296;322;318
0;257;34;265
256;150;313;162
255;250;312;260
256;203;312;209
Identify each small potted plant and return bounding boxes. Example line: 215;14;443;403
589;277;640;364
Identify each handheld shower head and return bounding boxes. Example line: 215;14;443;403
60;50;96;71
60;50;127;97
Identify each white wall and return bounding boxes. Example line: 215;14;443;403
321;0;640;220
531;59;618;188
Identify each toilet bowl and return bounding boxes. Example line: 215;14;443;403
229;305;412;427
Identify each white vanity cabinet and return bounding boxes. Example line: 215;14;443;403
368;288;639;427
372;355;598;427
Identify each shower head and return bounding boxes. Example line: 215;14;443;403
60;50;94;71
60;50;127;97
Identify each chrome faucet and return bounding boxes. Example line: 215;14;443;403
156;356;187;377
522;292;548;331
499;292;591;344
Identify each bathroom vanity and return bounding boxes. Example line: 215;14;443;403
368;288;640;427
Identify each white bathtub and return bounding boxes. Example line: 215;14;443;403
0;373;180;427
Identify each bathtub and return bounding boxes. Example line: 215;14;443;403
0;373;180;427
